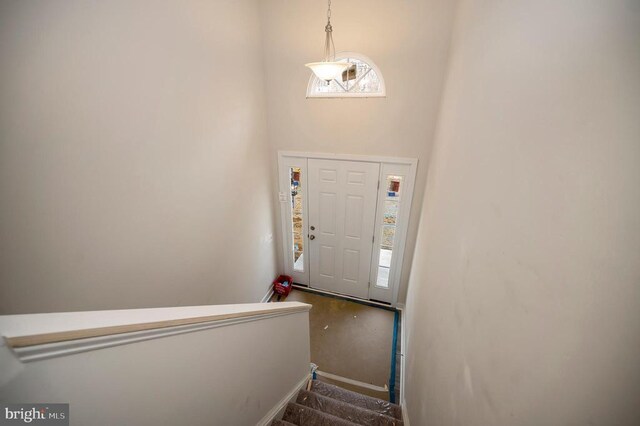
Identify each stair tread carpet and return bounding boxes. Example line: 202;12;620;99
281;402;359;426
296;389;402;426
272;380;403;426
270;420;297;426
311;379;402;420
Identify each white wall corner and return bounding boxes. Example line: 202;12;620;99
401;398;411;426
256;373;310;426
261;287;274;303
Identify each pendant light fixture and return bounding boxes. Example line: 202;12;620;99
305;0;350;82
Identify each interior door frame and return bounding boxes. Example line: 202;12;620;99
277;151;417;306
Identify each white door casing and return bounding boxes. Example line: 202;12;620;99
278;151;417;306
307;159;380;298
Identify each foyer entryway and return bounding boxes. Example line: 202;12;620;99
272;288;400;403
279;152;417;305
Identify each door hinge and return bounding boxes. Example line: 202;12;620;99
377;180;380;190
372;235;375;243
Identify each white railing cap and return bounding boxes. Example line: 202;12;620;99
1;302;311;348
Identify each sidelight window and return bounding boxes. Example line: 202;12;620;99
376;175;403;288
290;167;304;272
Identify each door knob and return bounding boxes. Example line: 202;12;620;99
309;235;315;240
310;226;316;231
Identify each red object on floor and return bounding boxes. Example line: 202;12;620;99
273;274;294;297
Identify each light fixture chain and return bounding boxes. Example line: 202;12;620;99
305;0;348;83
324;0;335;62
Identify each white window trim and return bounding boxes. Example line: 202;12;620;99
306;52;387;99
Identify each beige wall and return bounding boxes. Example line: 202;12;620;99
258;0;457;302
1;310;311;425
0;0;277;314
404;0;640;424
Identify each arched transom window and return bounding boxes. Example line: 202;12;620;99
306;52;386;98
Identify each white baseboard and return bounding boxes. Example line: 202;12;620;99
398;305;410;425
256;373;310;426
401;397;411;426
397;305;406;404
260;287;274;303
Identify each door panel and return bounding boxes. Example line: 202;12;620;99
308;159;380;298
319;193;337;234
319;245;335;278
342;249;360;282
344;196;364;238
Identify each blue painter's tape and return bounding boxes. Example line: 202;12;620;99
389;310;399;403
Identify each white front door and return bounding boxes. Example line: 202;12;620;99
308;159;380;298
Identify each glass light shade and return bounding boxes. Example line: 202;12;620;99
305;61;351;81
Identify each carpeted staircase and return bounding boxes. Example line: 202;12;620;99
272;380;403;426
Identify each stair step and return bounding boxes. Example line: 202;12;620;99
282;402;358;426
297;389;402;426
270;420;296;426
310;380;403;420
